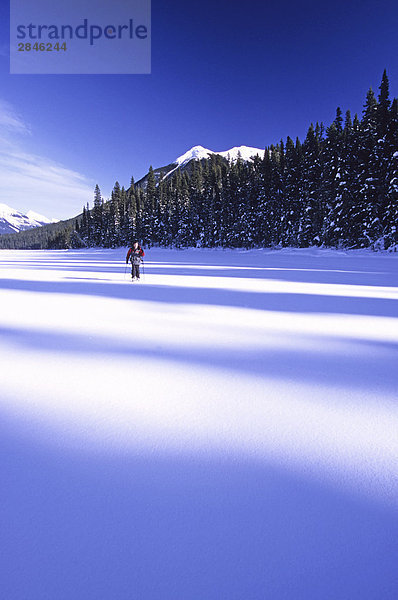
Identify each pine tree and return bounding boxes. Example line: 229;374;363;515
384;98;398;247
85;202;92;245
142;166;156;245
92;184;103;246
108;181;122;247
126;176;137;243
357;88;381;245
322;108;345;245
283;137;301;246
256;149;275;246
188;161;204;246
377;69;391;139
81;205;87;237
298;124;322;246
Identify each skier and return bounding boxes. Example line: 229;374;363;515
126;241;145;280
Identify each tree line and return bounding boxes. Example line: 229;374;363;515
1;71;397;251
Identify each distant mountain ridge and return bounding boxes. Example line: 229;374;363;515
0;203;58;235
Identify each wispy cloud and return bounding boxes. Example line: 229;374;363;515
0;99;30;135
0;99;93;220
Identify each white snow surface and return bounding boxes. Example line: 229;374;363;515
0;202;57;234
1;247;398;599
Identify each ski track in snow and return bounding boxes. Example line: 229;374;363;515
1;247;398;599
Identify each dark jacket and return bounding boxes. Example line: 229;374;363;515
126;246;145;264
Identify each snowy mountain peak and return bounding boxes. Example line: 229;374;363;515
0;203;58;235
137;144;266;188
175;145;214;166
156;144;265;182
175;145;264;167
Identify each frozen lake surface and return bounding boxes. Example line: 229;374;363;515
1;247;398;599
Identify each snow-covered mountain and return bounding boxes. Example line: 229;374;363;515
165;145;265;179
175;145;265;167
137;145;265;188
0;203;58;235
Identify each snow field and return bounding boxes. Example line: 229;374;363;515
1;248;397;505
1;247;398;600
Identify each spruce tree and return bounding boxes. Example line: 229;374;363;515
92;184;103;246
357;88;381;245
283;137;301;246
322;108;345;245
142;166;156;245
377;69;391;139
384;98;398;247
298;124;322;246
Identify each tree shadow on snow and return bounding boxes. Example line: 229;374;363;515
0;324;397;395
0;277;397;318
1;413;398;600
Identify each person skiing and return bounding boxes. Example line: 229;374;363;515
126;241;145;280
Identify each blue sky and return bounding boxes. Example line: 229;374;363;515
0;0;397;219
